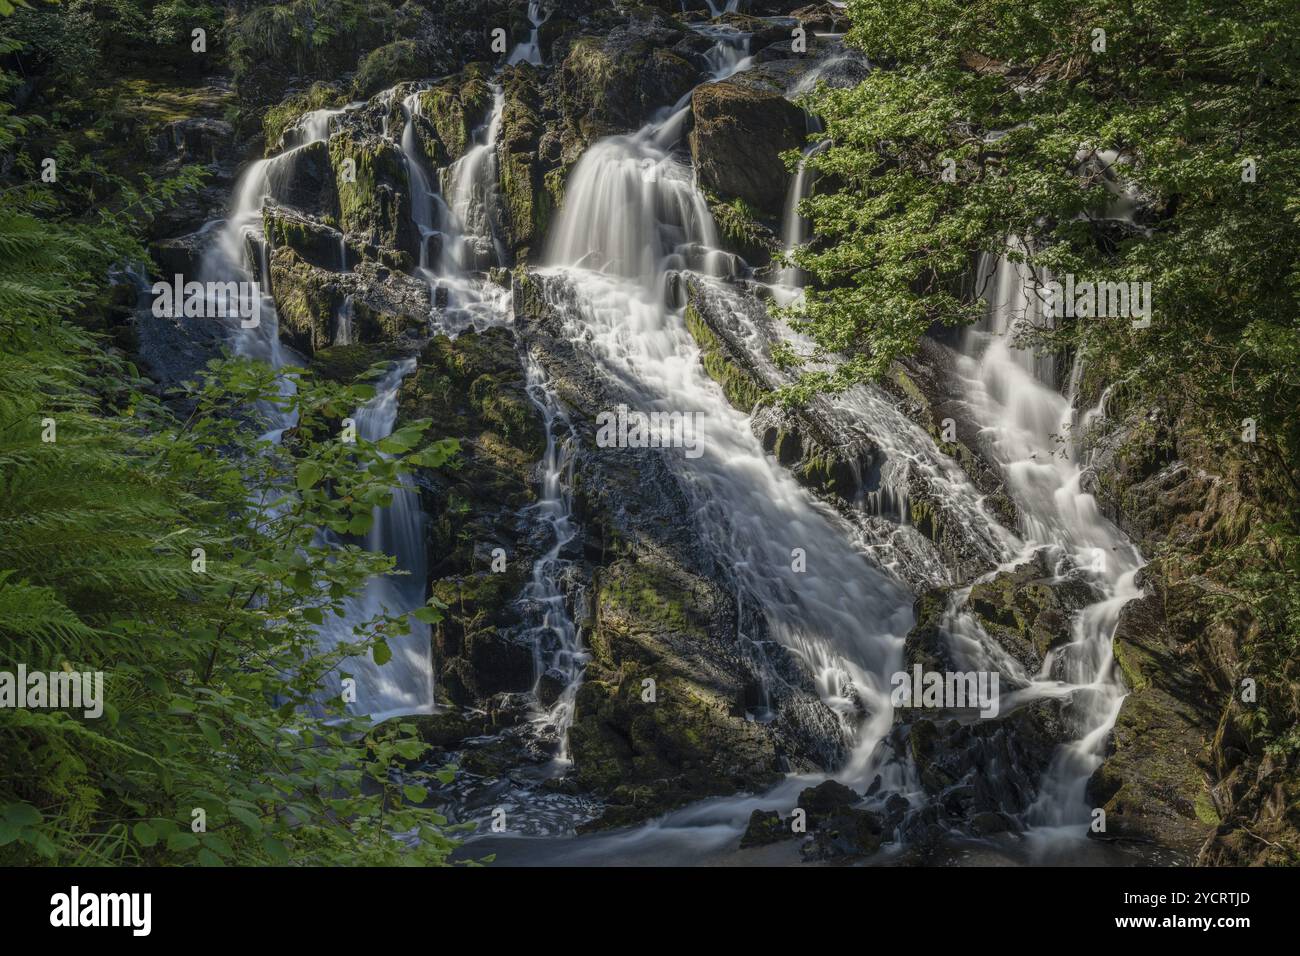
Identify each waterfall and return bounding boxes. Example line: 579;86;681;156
518;356;586;760
443;86;507;274
336;294;354;345
956;248;1144;841
399;91;441;277
194;109;435;720
776;139;829;291
543;78;917;788
395;87;510;332
507;1;549;67
312;358;436;720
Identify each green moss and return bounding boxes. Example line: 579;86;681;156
684;303;769;412
1112;637;1153;692
262;82;345;152
418;66;493;162
268;246;338;353
708;195;775;263
352;39;423;97
311;343;398;383
1194;790;1222;826
598;561;694;635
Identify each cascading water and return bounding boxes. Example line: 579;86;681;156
955;249;1144;844
776;139;828;290
517;356;586;759
507;1;549;67
443;87;507;274
394;87;510;332
195;111;436;720
542;82;917;793
172;9;1153;860
315;359;436;720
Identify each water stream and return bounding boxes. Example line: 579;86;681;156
178;13;1146;862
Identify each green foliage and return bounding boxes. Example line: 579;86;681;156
0;24;465;862
792;0;1300;431
795;0;1300;754
230;0;401;90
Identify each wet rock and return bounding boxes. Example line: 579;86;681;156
796;779;860;823
496;64;557;258
790;3;852;32
888;696;1071;836
398;327;550;711
965;552;1101;664
800;807;885;861
536;668;569;709
740;809;795;848
970;810;1013;835
268;140;339;221
268;246;340;353
568;557;782;827
264;200;346;271
328;130;413;266
1086;589;1218;862
515;268;851;808
417;65;494;163
557;11;700;144
410;709;490;749
268;248;430;354
886;341;1018;529
682;277;878;503
689;78;806;216
311;343;404;384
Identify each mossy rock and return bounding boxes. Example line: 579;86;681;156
1086;590;1218;861
310;343;401;384
328;131;412;259
268;246;341;354
418;65;493;162
684;302;769;412
353;39;426;98
568;557;780;827
264;202;344;271
262;82;347;153
708;194;777;267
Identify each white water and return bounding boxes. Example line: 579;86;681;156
396;88;510;332
507;1;549;67
542;50;918;787
443;87;507;274
182;15;1146;855
197;110;436;720
956;249;1143;843
317;359;436;720
518;356;586;759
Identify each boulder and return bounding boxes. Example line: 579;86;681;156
1086;589;1219;862
796;779;861;823
417;65;494;163
496;64;555;257
740;809;795;848
790;3;852;32
801;807;885;860
690;79;806;216
568;557;782;828
328;130;413;266
557;13;700;144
